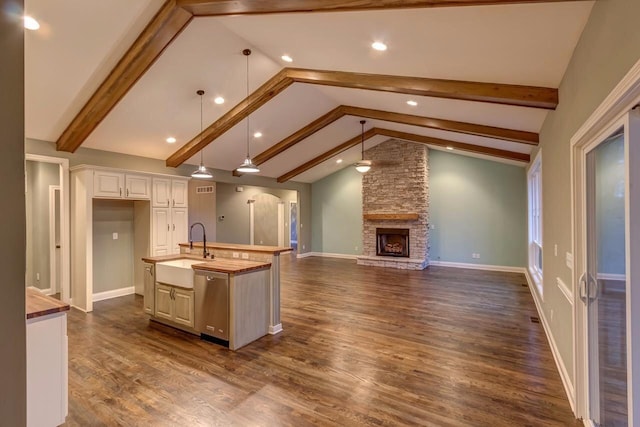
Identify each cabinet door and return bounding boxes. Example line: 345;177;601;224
152;178;171;208
152;208;171;256
93;171;124;198
125;174;151;200
173;288;195;328
155;284;173;320
171;208;189;254
143;263;154;315
172;179;188;208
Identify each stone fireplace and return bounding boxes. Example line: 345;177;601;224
357;139;429;270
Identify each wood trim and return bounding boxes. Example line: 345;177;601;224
363;213;420;220
276;127;529;182
375;128;531;161
167;69;293;167
276;128;377;182
56;1;193;152
287;68;557;109
178;0;592;15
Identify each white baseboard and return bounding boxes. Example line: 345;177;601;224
524;269;576;414
297;251;358;260
429;260;525;274
268;323;283;335
93;286;135;303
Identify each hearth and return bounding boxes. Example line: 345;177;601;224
376;228;410;257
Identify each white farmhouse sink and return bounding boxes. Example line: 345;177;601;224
155;259;202;288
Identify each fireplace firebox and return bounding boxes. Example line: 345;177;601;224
376;228;410;257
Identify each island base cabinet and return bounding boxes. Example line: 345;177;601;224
27;312;68;427
229;269;270;350
154;283;195;329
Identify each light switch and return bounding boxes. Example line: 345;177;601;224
112;232;118;240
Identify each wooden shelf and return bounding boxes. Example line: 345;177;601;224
363;213;420;221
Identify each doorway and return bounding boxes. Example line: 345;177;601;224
289;201;298;251
573;109;640;426
25;154;70;302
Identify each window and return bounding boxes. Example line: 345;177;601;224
528;152;543;295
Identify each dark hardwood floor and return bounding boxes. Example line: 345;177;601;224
63;256;580;426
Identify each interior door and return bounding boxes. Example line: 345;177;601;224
579;109;640;426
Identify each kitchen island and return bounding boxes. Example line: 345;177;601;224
141;253;273;350
179;242;292;335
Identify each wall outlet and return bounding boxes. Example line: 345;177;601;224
232;252;239;258
259;240;263;244
471;253;480;259
430;224;435;229
112;232;118;240
355;246;358;251
302;244;305;250
36;273;40;281
241;253;249;260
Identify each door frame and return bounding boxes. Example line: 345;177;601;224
571;57;640;424
48;185;61;295
25;154;70;303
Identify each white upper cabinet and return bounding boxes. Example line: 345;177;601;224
93;170;150;200
153;177;188;208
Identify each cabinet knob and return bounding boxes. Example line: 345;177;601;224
126;188;129;197
119;188;122;196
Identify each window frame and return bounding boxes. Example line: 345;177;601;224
528;151;543;297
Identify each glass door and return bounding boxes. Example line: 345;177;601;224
584;129;627;426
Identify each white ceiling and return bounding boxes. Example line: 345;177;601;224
24;1;594;183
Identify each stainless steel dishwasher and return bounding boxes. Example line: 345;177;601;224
194;270;229;344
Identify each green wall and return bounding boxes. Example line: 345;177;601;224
0;1;26;423
429;150;527;267
534;0;640;385
311;166;363;255
310;150;526;266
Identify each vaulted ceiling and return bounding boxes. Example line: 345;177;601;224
25;0;594;183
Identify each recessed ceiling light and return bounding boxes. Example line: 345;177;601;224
281;55;293;63
214;97;225;105
446;146;454;150
23;16;40;31
371;41;387;51
253;132;262;138
336;159;343;164
407;100;418;106
166;137;176;144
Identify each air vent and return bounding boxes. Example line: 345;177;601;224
196;186;214;194
530;316;540;323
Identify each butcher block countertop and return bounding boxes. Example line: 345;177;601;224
26;287;70;320
141;254;271;274
178;242;292;254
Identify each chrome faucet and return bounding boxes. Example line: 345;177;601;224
189;222;210;259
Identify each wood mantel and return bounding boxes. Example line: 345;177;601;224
363;213;420;220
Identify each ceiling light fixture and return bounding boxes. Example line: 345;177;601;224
237;49;260;174
446;146;454;150
166;137;176;144
23;15;39;30
354;120;371;173
191;90;213;179
281;55;293;63
407;100;418;106
214;96;225;105
336;159;343;164
371;41;387;51
253;131;262;138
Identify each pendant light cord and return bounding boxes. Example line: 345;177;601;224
361;120;366;160
245;49;251;158
200;91;204;166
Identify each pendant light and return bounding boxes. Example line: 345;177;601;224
191;90;213;179
354;120;371;173
237;48;260;173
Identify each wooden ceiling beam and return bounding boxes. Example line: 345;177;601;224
56;1;193;152
287;69;558;109
375;128;531;162
276;127;530;182
177;0;591;15
237;104;537;176
276;128;378;183
166;69;293;167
